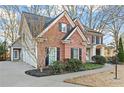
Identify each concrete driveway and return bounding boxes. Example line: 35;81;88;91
0;61;113;87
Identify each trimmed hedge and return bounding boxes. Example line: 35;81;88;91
92;55;106;65
49;58;105;74
65;59;83;72
49;61;65;74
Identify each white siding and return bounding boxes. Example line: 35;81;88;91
21;17;37;68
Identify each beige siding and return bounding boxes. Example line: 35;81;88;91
21;17;37;68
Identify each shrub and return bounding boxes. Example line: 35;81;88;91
49;61;65;74
108;56;119;64
65;59;83;72
92;55;106;65
118;37;124;62
118;53;124;62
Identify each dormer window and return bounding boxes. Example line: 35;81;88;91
59;23;67;33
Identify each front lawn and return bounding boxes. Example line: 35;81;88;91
82;63;104;70
64;65;124;87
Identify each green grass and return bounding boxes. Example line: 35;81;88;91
82;63;104;70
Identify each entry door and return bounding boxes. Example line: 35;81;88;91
13;50;20;60
49;47;57;65
96;49;100;55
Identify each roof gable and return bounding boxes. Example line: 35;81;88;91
74;19;85;31
37;11;75;37
22;12;54;37
63;26;88;43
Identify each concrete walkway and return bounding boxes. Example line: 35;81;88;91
0;61;114;87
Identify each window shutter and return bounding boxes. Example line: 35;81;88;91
57;47;60;61
45;47;49;66
67;24;71;32
59;23;62;31
79;48;82;60
71;48;74;59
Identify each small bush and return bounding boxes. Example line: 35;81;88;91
108;56;119;64
118;53;124;62
65;59;83;72
92;55;106;65
49;61;65;74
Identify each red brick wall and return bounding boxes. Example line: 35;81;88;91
37;15;71;67
64;31;86;63
37;15;86;68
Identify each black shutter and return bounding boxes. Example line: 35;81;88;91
45;48;49;66
57;48;60;61
71;48;73;59
59;23;62;31
79;48;82;61
67;24;71;32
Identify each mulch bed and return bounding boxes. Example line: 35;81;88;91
25;69;52;77
25;64;104;77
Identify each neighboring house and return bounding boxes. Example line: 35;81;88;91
85;30;104;62
104;45;116;58
11;11;88;68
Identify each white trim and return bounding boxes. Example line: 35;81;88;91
13;50;19;60
37;11;75;37
48;47;57;65
101;47;105;56
74;19;84;31
64;26;88;43
11;47;13;61
93;46;96;56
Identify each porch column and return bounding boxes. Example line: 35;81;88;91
101;47;105;56
92;45;96;56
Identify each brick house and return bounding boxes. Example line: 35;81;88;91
10;11;88;68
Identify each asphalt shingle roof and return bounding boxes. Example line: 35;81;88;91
23;12;54;37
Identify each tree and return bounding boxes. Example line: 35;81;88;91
105;6;124;51
0;5;21;44
62;5;116;32
104;6;124;79
0;41;7;60
26;5;63;17
118;37;124;62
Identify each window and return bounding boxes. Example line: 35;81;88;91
71;48;82;60
73;48;79;59
49;47;57;64
13;50;19;59
96;36;100;44
45;47;60;66
59;23;67;32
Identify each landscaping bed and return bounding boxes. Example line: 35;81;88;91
25;60;104;77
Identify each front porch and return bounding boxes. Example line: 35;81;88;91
86;45;104;62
